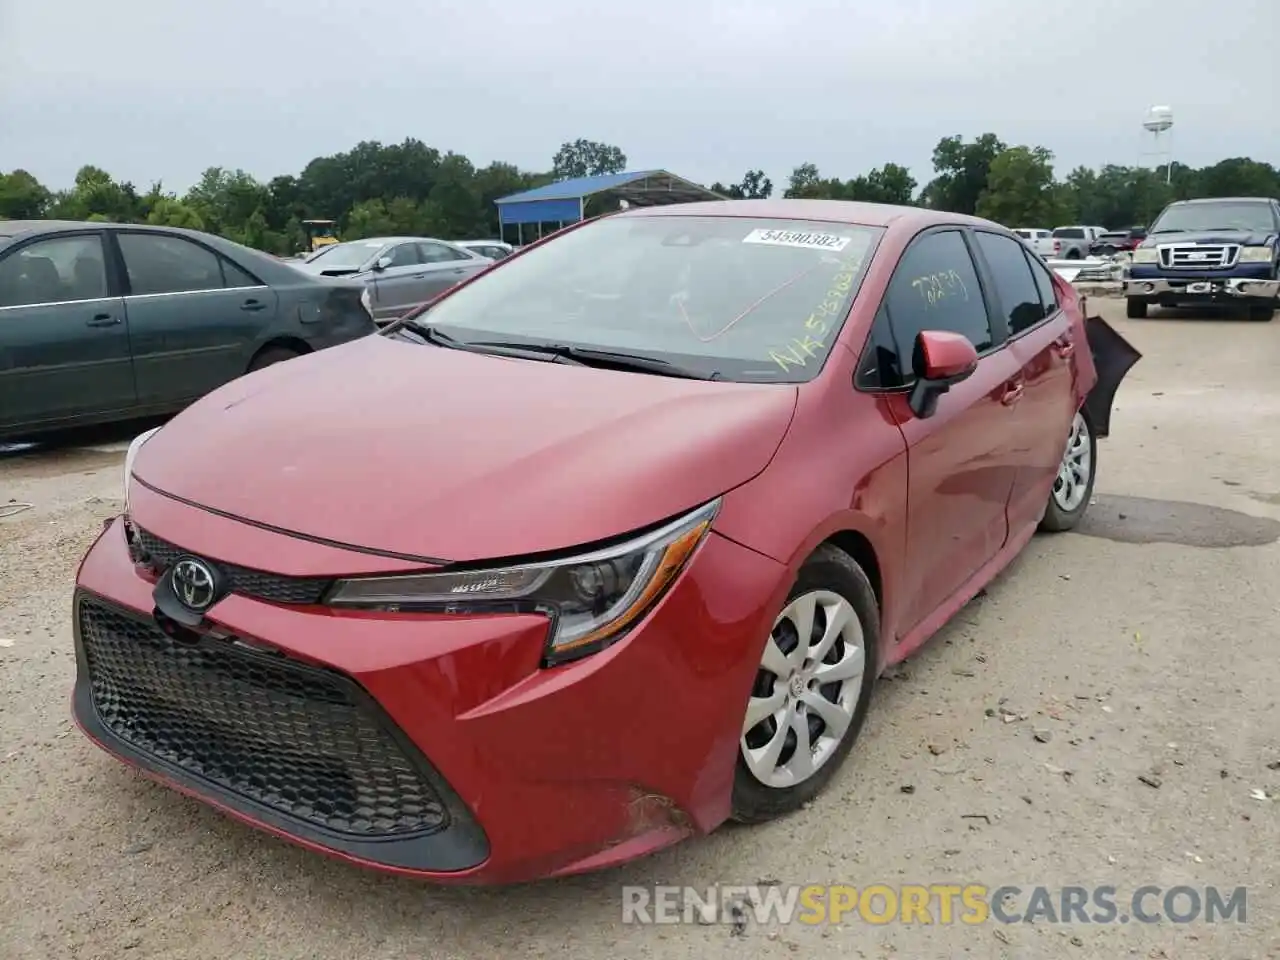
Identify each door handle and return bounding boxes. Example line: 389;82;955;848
1052;336;1075;358
411;273;427;279
240;299;267;312
451;268;466;274
86;313;121;327
1000;380;1025;406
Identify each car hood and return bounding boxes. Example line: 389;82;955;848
133;335;799;563
1140;229;1276;248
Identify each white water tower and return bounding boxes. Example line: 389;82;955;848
1140;105;1174;183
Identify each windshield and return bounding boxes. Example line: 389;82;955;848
412;215;883;383
306;240;386;267
1150;202;1277;234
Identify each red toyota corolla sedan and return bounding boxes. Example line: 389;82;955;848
72;200;1139;884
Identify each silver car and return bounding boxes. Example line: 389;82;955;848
294;236;492;320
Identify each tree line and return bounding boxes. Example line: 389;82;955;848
1;134;1276;257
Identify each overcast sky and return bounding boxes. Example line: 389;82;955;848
1;0;1276;195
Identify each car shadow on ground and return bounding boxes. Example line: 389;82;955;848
0;416;170;462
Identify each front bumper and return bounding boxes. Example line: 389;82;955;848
72;508;788;885
1123;276;1280;301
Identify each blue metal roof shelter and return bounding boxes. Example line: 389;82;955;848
494;169;725;243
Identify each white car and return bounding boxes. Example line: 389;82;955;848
1012;228;1057;259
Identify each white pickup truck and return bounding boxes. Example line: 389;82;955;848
1013;228;1057;259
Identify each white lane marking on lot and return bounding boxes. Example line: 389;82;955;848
84;442;131;454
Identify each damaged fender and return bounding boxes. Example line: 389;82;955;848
1081;311;1141;438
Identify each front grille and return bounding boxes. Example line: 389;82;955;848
78;595;449;839
1159;243;1240;269
132;526;331;605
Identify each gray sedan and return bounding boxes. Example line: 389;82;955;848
294;236;493;320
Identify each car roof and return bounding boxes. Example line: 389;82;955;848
616;199;994;231
1169;196;1273;205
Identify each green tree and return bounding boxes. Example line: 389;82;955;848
843;163;917;205
551;139;627;179
975;146;1064;226
921;133;1006;214
0;170;51;219
146;196;206;230
783;162;823;198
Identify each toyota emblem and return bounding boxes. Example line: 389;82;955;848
170;557;218;612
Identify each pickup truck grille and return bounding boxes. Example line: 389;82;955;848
1158;244;1240;269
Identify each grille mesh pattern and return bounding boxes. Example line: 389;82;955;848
133;527;332;605
78;597;448;838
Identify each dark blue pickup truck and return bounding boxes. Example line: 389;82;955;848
1124;196;1280;321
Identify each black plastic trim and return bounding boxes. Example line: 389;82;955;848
72;589;490;873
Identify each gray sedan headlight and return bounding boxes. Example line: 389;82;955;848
327;499;720;663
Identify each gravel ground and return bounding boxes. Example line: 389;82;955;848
2;301;1278;960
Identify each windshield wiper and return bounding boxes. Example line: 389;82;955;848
463;340;721;380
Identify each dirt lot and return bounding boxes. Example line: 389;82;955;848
2;300;1278;960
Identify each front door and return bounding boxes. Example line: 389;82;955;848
875;228;1022;637
0;231;136;434
114;231;278;406
368;242;429;320
970;230;1078;534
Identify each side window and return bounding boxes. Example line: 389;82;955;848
974;231;1045;336
854;305;904;390
419;242;470;264
1025;249;1059;320
383;243;421;268
220;258;261;288
118;234;222;295
884;230;992;361
0;235;109;308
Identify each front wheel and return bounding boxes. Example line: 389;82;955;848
1126;297;1149;319
732;545;878;823
1040;411;1097;532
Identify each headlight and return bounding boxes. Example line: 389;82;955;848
359;286;374;319
1239;245;1274;263
327;499;720;664
122;426;161;511
1131;248;1158;264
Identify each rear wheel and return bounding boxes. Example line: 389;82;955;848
732;545;878;823
1040;411;1097;533
1066;249;1081;260
1099;245;1116;256
247;346;301;372
1126;297;1149;319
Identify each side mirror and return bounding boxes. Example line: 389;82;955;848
372;256;392;272
908;330;979;419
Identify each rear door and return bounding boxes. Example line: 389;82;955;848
864;227;1022;637
0;231;135;434
417;241;486;298
970;229;1078;534
115;230;280;407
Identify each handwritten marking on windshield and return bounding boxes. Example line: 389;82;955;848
910;270;969;307
767;252;864;372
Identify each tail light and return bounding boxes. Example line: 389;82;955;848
1053;240;1062;255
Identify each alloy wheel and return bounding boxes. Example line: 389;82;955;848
741;590;866;789
1053;412;1092;513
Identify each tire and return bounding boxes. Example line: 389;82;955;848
1039;410;1097;533
1247;302;1275;322
1100;245;1116;257
1066;248;1081;260
731;544;879;823
247;346;301;372
1126;297;1148;319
